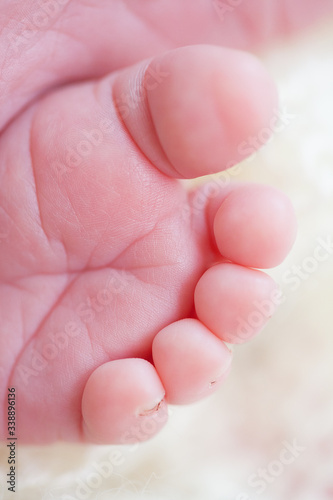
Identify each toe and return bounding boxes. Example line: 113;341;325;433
209;183;297;269
152;318;232;404
113;44;278;178
194;263;281;344
81;359;167;444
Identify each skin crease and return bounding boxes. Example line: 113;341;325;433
0;1;325;443
0;0;332;130
2;46;297;443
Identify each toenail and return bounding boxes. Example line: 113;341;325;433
208;356;233;389
209;377;224;389
208;372;228;389
136;397;165;417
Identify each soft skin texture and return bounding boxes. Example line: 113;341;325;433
1;0;332;130
1;0;325;444
152;319;233;404
0;44;296;444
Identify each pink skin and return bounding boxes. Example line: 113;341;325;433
1;1;325;444
1;0;332;131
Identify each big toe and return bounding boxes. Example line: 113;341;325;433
114;44;278;178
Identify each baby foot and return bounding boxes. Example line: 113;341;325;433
2;0;332;131
0;45;296;444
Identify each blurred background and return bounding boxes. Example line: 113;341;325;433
1;11;333;500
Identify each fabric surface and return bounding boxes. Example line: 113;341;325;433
1;15;333;500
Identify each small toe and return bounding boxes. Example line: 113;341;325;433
152;318;232;404
81;358;167;444
194;263;281;344
212;184;297;269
